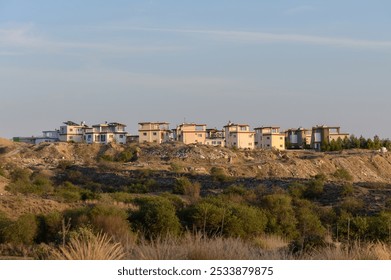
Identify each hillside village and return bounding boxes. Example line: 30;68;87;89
13;120;359;152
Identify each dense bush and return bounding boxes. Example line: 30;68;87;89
131;196;181;238
185;197;267;239
2;214;39;244
333;168;353;181
210;167;232;183
260;194;298;239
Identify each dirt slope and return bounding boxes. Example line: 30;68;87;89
1;141;391;183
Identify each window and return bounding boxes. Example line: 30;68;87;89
198;134;203;137
153;132;157;136
280;137;283;140
119;135;123;138
69;136;73;140
280;145;283;147
249;143;252;146
267;137;270;140
143;133;147;136
267;144;270;147
70;129;73;132
109;135;114;138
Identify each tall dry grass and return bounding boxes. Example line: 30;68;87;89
304;241;391;260
128;233;293;260
51;230;125;260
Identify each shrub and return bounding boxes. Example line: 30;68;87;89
304;179;324;199
260;194;298;239
341;183;354;196
2;214;39;245
36;212;64;243
170;162;183;174
54;182;81;202
333;168;353;181
288;182;307;198
210;167;232;183
131;196;181;238
186;197;267;239
173;177;192;195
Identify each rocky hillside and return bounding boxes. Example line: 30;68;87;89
1;138;391;184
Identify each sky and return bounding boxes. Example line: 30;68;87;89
1;0;391;139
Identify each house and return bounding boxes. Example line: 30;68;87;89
254;126;285;150
205;128;225;147
311;125;349;151
84;122;127;144
13;130;60;145
175;123;206;145
138;122;171;143
224;122;255;149
285;127;312;149
59;121;88;142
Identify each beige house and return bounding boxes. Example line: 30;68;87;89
138;122;171;144
59;121;88;142
311;125;349;151
84;122;127;144
224;122;255;149
205;128;225;147
285;127;312;149
175;123;206;144
255;126;285;150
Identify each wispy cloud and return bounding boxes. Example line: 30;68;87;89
126;27;391;50
0;24;184;55
284;5;316;15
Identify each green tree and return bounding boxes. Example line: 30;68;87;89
131;196;181;238
261;194;298;239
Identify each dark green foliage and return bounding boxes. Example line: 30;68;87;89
55;181;81;202
341;183;354;196
333;168;353;181
116;146;138;162
173;177;192;195
304;179;324;199
2;214;38;244
185;197;267;239
336;197;365;215
6;171;54;195
260;194;298;239
210;167;232;183
36;211;63;243
131;196;181;238
293;199;326;251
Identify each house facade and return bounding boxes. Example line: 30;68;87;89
311;125;349;151
84;122;127;144
59;121;87;142
138;122;171;144
13;130;60;145
254;126;285;150
175;123;206;144
224;122;255;149
205;128;225;147
285;127;312;149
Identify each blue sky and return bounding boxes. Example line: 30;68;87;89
1;1;391;138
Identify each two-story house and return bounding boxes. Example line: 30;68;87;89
254;126;285;150
84;122;127;144
138;122;171;143
224;122;255;149
311;125;349;151
59;121;88;142
175;123;206;145
285;127;312;149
